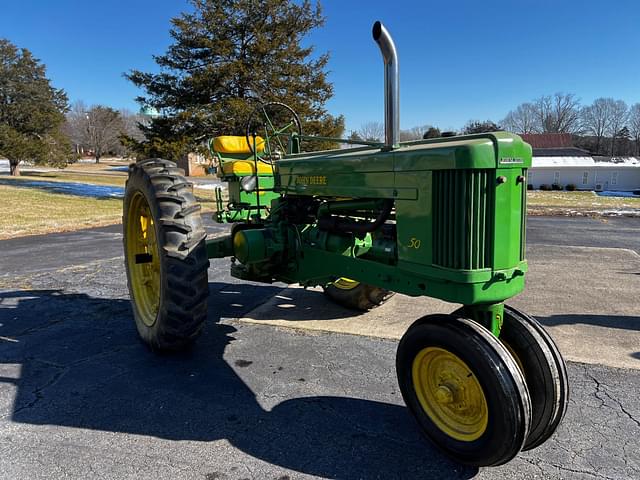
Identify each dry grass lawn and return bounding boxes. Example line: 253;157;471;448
1;158;222;239
0;178;217;239
527;190;640;215
0;184;123;239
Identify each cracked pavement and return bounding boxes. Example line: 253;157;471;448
1;217;639;479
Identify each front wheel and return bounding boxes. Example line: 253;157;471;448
396;314;531;466
453;305;569;450
501;305;569;450
123;159;209;351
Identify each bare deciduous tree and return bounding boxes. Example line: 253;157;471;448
358;121;384;142
116;109;145;157
607;100;628;156
501;102;537;133
64;100;88;155
580;98;615;154
65;104;124;162
533;93;581;133
399;125;431;141
629;103;640;156
85;106;123;163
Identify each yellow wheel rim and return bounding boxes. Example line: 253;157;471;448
503;341;526;375
126;191;161;327
412;347;488;442
332;277;360;290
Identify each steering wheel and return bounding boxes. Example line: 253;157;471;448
245;102;302;160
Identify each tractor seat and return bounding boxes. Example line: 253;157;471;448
221;160;273;175
213;135;265;154
213;136;272;176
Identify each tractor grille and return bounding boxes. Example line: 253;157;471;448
432;169;494;270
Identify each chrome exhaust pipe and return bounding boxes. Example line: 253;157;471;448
372;21;399;150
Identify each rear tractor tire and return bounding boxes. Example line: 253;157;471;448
123;159;209;352
323;278;394;311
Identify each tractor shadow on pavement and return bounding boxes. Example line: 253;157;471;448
209;281;365;322
537;313;640;332
0;287;477;479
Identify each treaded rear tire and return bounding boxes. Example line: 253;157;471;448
123;158;209;351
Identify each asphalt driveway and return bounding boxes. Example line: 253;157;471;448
1;216;639;479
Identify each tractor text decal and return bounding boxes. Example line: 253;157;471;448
295;175;328;186
407;237;421;249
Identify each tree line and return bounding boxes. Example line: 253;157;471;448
501;93;640;156
1;0;343;176
355;93;640;157
3;0;640;178
349;122;444;144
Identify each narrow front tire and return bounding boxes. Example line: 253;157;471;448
396;314;531;466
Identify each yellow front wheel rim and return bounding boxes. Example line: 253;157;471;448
503;341;526;375
332;277;360;290
412;347;488;442
126;191;161;327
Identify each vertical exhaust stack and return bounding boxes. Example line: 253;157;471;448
372;21;399;150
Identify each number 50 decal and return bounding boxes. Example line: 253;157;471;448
408;237;421;249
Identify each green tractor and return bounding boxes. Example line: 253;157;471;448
123;21;568;467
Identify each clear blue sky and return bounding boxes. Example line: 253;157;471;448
2;0;639;133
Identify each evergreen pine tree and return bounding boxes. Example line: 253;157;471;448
126;0;344;159
0;39;69;176
462;120;501;135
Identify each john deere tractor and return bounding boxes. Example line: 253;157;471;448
123;22;568;466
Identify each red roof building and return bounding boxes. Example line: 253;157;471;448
520;133;573;148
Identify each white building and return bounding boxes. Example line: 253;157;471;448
530;155;640;192
519;134;640;192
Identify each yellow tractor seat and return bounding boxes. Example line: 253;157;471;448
213;135;265;154
221;160;273;175
213;136;272;176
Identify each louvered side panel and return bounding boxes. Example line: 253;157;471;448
432;170;493;270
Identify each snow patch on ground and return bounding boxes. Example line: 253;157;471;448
192;183;219;190
563;209;640;217
596;190;640;198
598;209;640;216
